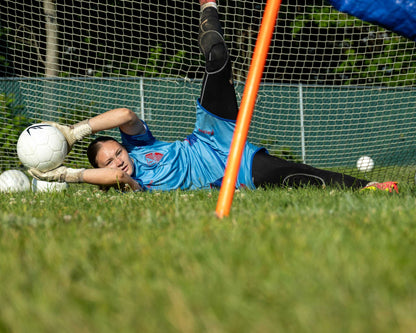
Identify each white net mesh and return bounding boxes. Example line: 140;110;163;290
1;0;416;183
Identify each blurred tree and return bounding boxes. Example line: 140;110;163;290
1;0;415;86
289;5;416;86
43;0;58;77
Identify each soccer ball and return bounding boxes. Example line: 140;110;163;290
0;170;31;192
17;124;68;172
356;156;374;172
31;178;68;193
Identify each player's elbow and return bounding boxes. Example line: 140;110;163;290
118;108;137;123
118;108;144;135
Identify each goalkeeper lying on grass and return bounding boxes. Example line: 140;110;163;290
29;0;398;194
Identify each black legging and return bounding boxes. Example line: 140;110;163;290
199;7;238;120
251;150;368;189
198;7;368;189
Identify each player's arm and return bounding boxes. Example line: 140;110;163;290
88;108;146;135
45;108;146;151
82;168;142;191
28;166;143;191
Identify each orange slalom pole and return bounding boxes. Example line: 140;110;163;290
216;0;281;218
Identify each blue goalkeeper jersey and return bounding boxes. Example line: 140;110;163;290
120;100;264;191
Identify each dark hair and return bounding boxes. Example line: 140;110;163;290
86;136;119;168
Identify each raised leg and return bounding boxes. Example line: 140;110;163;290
198;2;239;120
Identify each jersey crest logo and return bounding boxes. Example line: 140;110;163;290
198;128;214;135
145;152;163;166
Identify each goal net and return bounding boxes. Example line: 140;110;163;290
1;0;416;183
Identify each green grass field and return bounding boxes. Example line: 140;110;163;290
1;185;415;332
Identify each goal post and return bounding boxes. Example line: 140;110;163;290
216;0;281;218
1;0;416;185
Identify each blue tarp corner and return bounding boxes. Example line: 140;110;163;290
327;0;416;41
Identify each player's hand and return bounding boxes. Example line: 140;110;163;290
28;166;85;183
42;120;92;152
100;181;144;193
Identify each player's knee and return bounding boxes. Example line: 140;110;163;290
282;174;326;188
199;31;228;72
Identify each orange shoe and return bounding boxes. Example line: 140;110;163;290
362;181;398;193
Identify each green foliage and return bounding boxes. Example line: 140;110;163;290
124;45;186;77
291;6;416;86
0;93;32;171
260;139;303;163
273;146;302;163
94;44;195;78
57;99;96;125
335;36;416;86
292;6;364;34
0;27;11;71
0;187;415;331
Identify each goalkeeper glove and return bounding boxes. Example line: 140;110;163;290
43;120;92;152
28;166;85;183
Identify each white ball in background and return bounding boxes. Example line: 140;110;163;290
0;170;31;193
31;178;68;193
356;156;374;172
17;124;68;172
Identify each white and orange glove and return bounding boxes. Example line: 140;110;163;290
43;120;92;152
28;166;85;183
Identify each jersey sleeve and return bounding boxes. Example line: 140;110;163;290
119;120;156;152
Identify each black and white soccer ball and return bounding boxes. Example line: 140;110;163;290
17;124;68;172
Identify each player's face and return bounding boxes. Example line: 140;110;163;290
95;140;134;176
